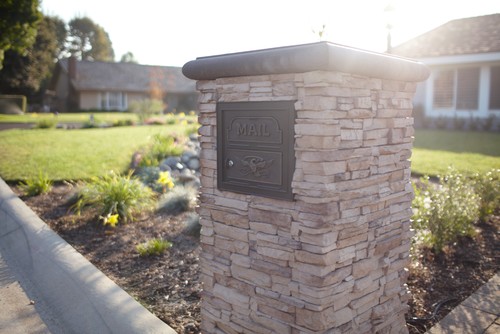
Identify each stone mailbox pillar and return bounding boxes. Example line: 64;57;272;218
183;42;429;334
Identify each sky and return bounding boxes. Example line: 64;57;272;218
41;0;500;67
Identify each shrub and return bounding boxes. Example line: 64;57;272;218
434;116;447;129
453;116;465;130
185;123;200;136
483;115;497;131
143;117;165;125
412;168;480;252
129;99;164;124
182;213;201;238
136;238;172;256
19;171;53;196
157;185;197;215
472;169;500;220
138;134;183;167
468;117;480;131
165;116;177;125
34;118;58;129
112;119;134;127
135;166;163;192
73;171;155;224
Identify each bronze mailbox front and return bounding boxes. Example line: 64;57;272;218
217;101;295;200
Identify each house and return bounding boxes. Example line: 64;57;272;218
46;57;198;113
391;13;500;129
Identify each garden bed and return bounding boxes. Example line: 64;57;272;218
11;183;499;334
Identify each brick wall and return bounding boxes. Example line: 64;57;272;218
196;70;416;333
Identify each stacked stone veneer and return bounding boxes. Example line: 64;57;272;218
195;70;417;333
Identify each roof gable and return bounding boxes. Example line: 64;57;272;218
391;13;500;58
57;59;196;94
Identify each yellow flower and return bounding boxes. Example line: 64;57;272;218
181;120;188;126
103;214;119;227
157;171;174;189
178;112;186;117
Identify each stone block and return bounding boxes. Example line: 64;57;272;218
302;71;344;85
295;135;341;149
364;128;390;140
296;306;353;331
213;222;249;242
231;264;272;288
213;283;250;309
295;249;339;266
257;246;293;261
300;161;347;175
350;289;382;315
352;258;380;279
251;258;292;278
295;123;340;136
250;311;293;334
273;82;297;96
301;96;338;110
250;80;272;87
305;86;352;97
211;209;249;228
347;108;376;118
257;304;295;324
249;221;278;235
354;96;372;108
230;254;251;268
215;235;249;255
212;196;249;211
338;102;354;111
296;110;347;119
340;119;363;129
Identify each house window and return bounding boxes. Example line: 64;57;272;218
433;70;454;108
433;68;479;110
489;66;500;110
100;92;127;110
456;68;479;110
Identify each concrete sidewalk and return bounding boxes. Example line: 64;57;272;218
0;178;175;334
428;273;499;334
0;252;57;333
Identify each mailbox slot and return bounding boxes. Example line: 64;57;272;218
217;101;295;200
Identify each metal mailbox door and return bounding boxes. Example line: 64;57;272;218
217;101;295;200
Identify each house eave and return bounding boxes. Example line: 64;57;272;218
417;52;500;66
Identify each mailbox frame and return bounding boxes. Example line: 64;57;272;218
216;101;295;200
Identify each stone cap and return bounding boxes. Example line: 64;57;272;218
182;42;430;82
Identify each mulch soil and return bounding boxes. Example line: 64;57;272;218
11;183;499;334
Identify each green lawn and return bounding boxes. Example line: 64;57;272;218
412;129;500;176
0;112;138;124
1;126;498;182
0;125;189;182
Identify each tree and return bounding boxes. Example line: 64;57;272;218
0;0;42;69
0;15;60;99
120;51;138;63
91;25;114;61
51;16;68;60
68;16;114;61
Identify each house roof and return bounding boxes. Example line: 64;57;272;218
391;13;500;58
57;58;196;94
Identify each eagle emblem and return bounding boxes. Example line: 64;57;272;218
239;156;274;178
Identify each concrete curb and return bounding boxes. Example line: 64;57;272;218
0;178;176;334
